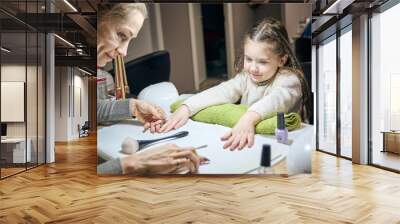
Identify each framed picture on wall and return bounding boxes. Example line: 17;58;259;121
1;81;25;122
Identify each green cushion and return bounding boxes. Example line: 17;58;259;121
170;100;301;135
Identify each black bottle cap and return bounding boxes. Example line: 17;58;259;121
260;144;271;167
277;112;285;130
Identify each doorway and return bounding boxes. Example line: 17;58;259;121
200;4;228;89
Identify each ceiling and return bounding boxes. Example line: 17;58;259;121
0;0;100;73
311;0;390;41
5;0;384;72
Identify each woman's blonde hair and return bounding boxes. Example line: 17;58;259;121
98;3;148;22
235;18;312;122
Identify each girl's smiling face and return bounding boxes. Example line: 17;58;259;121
243;38;287;83
97;10;145;67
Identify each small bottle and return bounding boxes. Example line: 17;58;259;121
275;112;288;144
258;144;274;174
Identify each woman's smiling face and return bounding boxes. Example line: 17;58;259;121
243;38;287;83
97;10;145;67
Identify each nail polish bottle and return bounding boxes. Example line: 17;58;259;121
275;112;288;144
258;144;274;174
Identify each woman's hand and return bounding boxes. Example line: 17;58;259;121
159;105;190;133
120;143;204;175
220;111;261;151
132;99;166;133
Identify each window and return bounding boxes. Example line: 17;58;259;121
317;36;337;155
339;28;352;158
370;2;400;171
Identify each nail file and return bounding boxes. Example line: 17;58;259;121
194;144;208;150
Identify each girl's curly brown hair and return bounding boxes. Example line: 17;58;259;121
235;18;312;123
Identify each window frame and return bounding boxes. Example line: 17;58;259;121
315;19;353;161
368;0;400;173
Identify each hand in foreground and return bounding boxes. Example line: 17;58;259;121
132;99;166;133
120;143;206;175
159;105;190;133
220;111;261;151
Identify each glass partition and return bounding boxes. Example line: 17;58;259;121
317;36;337;155
38;32;45;165
27;31;38;169
1;29;28;178
339;28;352;158
0;0;46;179
370;3;400;171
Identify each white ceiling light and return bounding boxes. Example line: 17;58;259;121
323;0;355;15
63;0;78;12
76;48;86;55
78;67;92;76
54;34;75;48
1;47;11;53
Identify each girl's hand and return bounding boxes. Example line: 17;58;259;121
220;111;261;151
159;105;190;133
120;143;201;175
144;119;165;133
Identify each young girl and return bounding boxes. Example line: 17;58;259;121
160;18;311;151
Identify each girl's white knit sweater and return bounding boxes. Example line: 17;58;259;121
183;71;303;119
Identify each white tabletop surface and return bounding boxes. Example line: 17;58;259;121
98;119;313;174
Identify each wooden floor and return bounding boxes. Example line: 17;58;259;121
1;135;400;223
1;163;45;178
1;167;26;178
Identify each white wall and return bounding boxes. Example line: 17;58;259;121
55;66;69;141
254;4;283;23
160;4;196;93
72;74;89;138
232;4;255;68
283;4;311;40
119;3;310;93
125;13;155;63
189;3;207;90
54;67;89;141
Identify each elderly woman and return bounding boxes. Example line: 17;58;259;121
97;3;202;175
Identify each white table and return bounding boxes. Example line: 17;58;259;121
1;138;32;163
98;119;313;175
